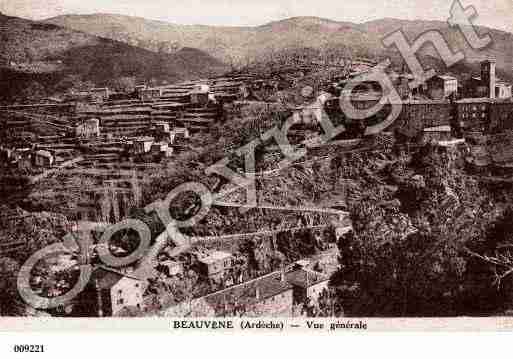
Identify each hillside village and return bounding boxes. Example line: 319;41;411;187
3;12;513;318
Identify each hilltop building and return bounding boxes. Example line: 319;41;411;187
495;78;513;99
469;60;512;99
426;74;458;99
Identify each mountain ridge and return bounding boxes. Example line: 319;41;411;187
0;13;228;102
44;14;513;74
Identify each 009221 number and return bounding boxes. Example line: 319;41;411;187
13;345;44;353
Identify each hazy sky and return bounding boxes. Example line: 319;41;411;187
1;0;512;32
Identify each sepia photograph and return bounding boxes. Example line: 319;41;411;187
1;0;513;343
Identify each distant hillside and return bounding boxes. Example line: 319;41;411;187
361;18;513;77
46;14;513;77
45;14;381;64
0;13;228;102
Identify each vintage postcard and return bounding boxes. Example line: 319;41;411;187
1;0;513;339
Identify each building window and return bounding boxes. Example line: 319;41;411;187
118;290;122;295
117;298;124;305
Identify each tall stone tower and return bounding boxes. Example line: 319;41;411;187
481;59;496;99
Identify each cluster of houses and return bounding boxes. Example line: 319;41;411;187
126;124;190;160
1;116;192;173
0;145;55;170
7;55;513;319
334;59;511;101
468;60;512;99
81;247;332;317
63;206;351;317
76;208;352;318
75;82;224;105
160;259;331;317
412;59;512;101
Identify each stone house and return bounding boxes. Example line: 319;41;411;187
197;250;234;282
469;60;512;99
76;118;100;138
34;150;54;167
422;125;453;143
90;88;110;102
190;84;210;105
426;75;458;99
140;88;163;101
154;121;170;133
132;137;154;154
285;268;330;306
90;268;147;317
158;260;184;277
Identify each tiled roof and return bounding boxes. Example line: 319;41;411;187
197;250;232;265
285;269;329;288
436;74;458;81
35;150;53;158
90;267;145;290
203;271;293;312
